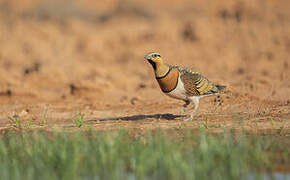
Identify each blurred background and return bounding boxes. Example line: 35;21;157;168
0;0;289;124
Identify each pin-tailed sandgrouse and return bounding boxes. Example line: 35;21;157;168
145;52;226;120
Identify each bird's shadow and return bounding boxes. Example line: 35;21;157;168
86;113;186;122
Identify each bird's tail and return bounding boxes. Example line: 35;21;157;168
215;85;226;92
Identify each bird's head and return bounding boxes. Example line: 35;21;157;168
144;52;162;70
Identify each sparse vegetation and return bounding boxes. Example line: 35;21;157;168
24;119;32;127
0;130;288;180
42;106;48;126
8;114;21;128
203;116;209;129
269;116;275;127
74;111;85;128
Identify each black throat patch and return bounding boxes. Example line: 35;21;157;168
148;60;156;70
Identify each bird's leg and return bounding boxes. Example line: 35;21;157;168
184;97;199;121
179;100;190;115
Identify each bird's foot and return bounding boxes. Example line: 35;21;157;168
178;107;186;115
183;117;192;122
183;107;198;121
183;114;194;121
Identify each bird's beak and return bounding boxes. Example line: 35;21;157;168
144;55;151;60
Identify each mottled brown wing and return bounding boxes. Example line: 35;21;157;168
176;66;218;96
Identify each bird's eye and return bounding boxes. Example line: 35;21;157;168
152;54;157;58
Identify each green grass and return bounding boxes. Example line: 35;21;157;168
0;129;288;180
8;114;21;128
74;111;85;128
203;116;209;129
42;106;49;126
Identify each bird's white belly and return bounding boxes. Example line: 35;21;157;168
165;76;188;101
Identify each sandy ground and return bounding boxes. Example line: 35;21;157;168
0;0;289;134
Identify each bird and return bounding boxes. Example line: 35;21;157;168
144;52;226;120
